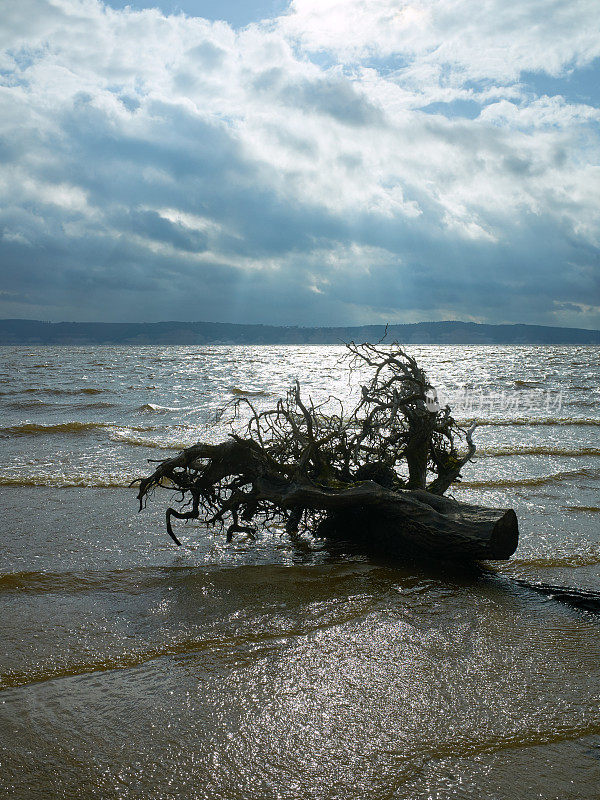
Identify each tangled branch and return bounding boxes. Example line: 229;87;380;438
134;342;478;545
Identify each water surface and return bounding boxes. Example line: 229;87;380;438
1;345;599;799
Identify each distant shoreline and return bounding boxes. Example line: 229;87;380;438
1;319;599;346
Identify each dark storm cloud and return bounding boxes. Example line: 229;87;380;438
122;210;209;253
2;167;597;326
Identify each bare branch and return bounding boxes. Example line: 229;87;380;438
133;342;498;555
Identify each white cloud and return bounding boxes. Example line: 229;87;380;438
0;0;598;326
280;0;600;82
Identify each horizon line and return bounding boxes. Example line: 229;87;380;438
2;318;600;333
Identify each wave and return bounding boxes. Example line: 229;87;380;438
0;565;209;595
137;403;190;413
3;399;50;409
459;417;600;427
459;467;600;488
0;421;154;437
0;597;372;691
564;505;600;513
477;446;600;458
230;387;270;397
4;400;116;411
4;468;596;490
0;634;236;690
110;431;189;450
0;475;132;487
74;401;116;410
507;550;600;569
0;387;105;396
0;567;149;593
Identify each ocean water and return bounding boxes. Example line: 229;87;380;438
0;344;599;799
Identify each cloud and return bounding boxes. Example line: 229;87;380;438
0;0;598;327
280;0;600;82
252;69;387;126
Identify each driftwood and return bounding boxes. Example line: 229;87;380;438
317;494;518;561
136;438;518;559
134;342;519;561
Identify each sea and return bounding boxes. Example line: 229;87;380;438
0;344;599;800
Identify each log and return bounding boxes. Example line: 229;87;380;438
253;475;518;560
314;489;518;561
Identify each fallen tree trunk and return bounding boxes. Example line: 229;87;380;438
252;474;518;560
316;493;518;561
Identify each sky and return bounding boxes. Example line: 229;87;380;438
1;0;599;327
